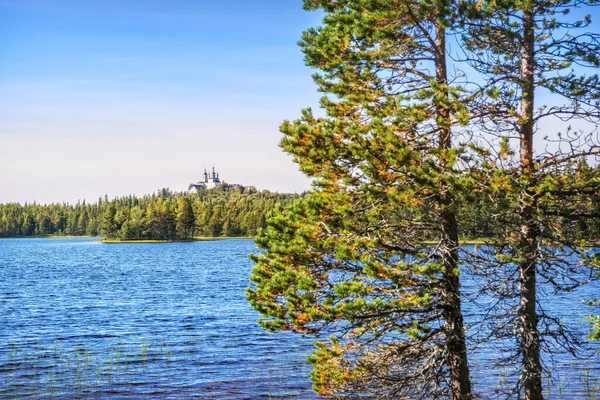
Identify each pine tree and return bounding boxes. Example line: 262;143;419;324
208;205;223;237
101;203;117;238
245;1;501;397
77;211;88;235
459;1;600;398
176;196;195;238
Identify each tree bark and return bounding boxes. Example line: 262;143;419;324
518;8;544;400
435;23;472;400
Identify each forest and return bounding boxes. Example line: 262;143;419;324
0;185;301;240
2;182;600;242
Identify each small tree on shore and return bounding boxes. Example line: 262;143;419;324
101;203;118;238
176;196;195;239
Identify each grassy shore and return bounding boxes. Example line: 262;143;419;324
0;235;253;242
103;237;486;244
101;236;253;243
0;235;99;239
0;236;503;244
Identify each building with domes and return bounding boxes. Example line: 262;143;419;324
190;167;222;190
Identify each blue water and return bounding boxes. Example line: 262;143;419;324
0;238;598;399
0;238;316;399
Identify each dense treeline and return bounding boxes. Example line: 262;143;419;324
0;185;301;240
2;183;600;241
459;186;600;242
0;201;103;237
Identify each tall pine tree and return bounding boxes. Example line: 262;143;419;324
176;196;195;239
460;1;600;398
245;1;505;397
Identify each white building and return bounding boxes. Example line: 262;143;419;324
190;167;222;190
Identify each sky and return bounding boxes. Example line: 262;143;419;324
2;2;598;204
0;0;322;204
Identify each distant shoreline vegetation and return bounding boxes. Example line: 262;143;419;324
0;184;301;241
101;236;253;243
2;182;600;242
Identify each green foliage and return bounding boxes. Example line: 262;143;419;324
176;196;195;239
0;185;300;240
0;200;101;237
248;0;600;397
247;0;486;397
459;0;600;396
249;189;449;396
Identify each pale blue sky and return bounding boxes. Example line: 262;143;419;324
1;1;597;204
0;0;322;203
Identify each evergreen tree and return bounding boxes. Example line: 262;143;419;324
245;1;505;397
460;1;600;398
77;211;88;236
222;219;231;237
23;214;35;236
208;205;223;237
101;203;118;238
146;200;166;239
176;196;195;238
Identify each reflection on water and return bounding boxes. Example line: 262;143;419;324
0;238;598;398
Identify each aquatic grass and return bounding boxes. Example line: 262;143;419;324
2;339;596;399
544;371;552;399
582;366;600;400
1;340;173;399
140;341;149;365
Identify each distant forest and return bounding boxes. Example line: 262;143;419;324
0;185;301;240
1;183;599;241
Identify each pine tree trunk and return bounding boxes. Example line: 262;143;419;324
435;23;472;400
519;9;544;400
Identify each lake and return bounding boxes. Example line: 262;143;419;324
1;238;598;399
0;238;316;399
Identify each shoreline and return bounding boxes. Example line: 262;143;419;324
0;235;100;239
102;236;253;243
3;236;598;247
0;236;254;242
